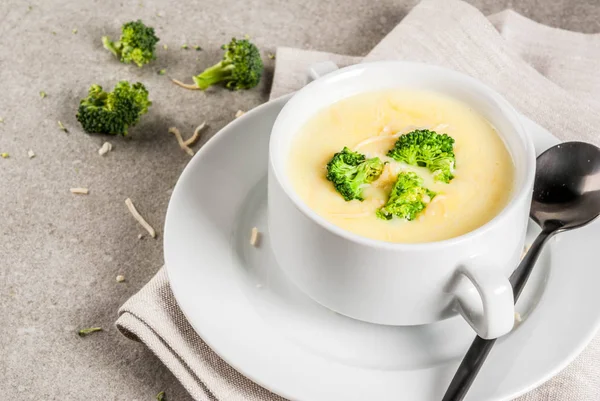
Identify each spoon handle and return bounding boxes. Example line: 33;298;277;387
510;228;556;301
441;228;555;401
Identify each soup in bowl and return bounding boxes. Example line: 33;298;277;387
288;89;514;243
268;61;536;339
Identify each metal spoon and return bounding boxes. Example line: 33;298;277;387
442;141;600;401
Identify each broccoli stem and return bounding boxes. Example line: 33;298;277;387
102;36;120;58
192;62;235;90
353;165;372;188
171;78;201;90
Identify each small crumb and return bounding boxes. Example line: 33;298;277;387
58;120;68;133
194;45;202;51
0;117;4;123
77;327;102;337
70;187;89;195
156;391;166;401
163;44;168;50
157;68;166;75
181;44;188;50
137;233;144;239
267;53;275;60
1;152;9;158
98;141;113;156
250;227;260;247
235;110;245;118
27;150;35;159
72;28;78;34
28;5;33;11
156;12;162;17
125;198;156;238
116;275;125;283
51;31;56;35
39;91;47;99
244;34;250;39
515;312;522;323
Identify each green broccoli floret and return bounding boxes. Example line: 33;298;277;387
376;171;436;221
192;38;263;90
76;81;151;136
102;20;159;67
326;147;385;201
387;129;456;183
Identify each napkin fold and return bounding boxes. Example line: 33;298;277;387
117;1;600;399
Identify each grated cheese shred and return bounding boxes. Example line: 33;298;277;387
250;227;260;247
70;187;89;195
125;198;156;238
183;122;206;147
168;127;194;156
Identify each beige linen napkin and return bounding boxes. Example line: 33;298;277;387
117;1;600;400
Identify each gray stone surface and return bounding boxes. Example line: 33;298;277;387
0;0;598;400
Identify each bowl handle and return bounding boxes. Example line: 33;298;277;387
306;61;340;84
451;264;515;339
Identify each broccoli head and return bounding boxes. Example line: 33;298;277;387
102;20;159;67
376;171;436;221
76;81;151;136
192;38;263;90
387;129;456;183
326;147;385;201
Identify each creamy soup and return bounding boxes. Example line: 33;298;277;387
288;90;515;243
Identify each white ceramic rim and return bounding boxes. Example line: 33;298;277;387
269;61;537;250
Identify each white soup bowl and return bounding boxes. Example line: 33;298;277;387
268;61;536;339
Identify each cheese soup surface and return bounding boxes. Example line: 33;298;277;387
288;90;515;243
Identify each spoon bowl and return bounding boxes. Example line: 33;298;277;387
532;142;600;231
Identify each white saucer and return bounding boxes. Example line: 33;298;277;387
164;95;600;401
